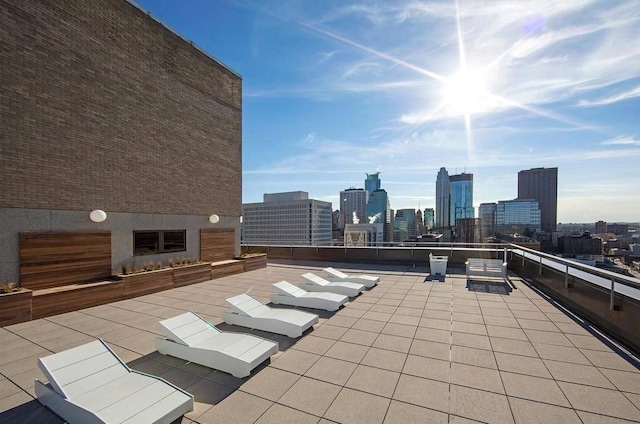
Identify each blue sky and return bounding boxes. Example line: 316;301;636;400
135;0;639;223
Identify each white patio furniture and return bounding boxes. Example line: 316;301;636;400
223;293;319;338
323;267;379;288
429;253;449;276
35;339;193;424
270;280;348;311
466;258;507;282
155;312;279;378
300;272;366;297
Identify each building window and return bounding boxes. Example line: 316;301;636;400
134;230;186;255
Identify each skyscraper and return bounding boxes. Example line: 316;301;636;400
518;167;557;233
393;209;417;242
449;173;474;226
366;188;392;242
424;208;435;231
479;203;497;241
435;167;450;228
340;188;368;227
365;172;381;197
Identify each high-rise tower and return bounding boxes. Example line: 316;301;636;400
435;167;450;228
517;167;558;233
365;172;381;197
339;188;368;227
449;173;474;226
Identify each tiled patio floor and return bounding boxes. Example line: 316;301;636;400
1;262;639;423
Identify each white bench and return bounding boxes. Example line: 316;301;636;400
465;258;507;281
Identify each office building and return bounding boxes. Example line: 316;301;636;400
365;172;381;197
339;188;368;228
559;232;603;256
366;189;392;243
479;203;497;241
242;192;332;246
449;173;474;226
416;209;425;235
1;0;241;282
455;218;478;243
435;168;450;228
608;223;629;235
394;209;417;242
424;208;435;231
496;199;541;237
595;221;608;234
344;223;384;246
518;167;558;233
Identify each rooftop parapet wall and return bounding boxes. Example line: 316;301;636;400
0;0;241;216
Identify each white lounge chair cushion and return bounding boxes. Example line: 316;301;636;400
224;293;319;338
37;339;193;424
226;293;272;317
301;273;365;291
273;281;347;303
324;267;380;285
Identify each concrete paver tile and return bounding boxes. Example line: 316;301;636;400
393;374;449;413
558;381;640;421
324;387;390;424
255;404;320;424
502;371;571;406
279;377;341;417
508;397;581;424
494;352;551;378
452;345;497;369
305;356;358;386
271;349;321;375
361;348;408;373
383;400;448;423
324;341;370;363
402;354;450;383
449;385;514;424
240;367;300;402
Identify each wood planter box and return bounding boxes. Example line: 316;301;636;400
239;254;267;272
211;260;245;279
118;269;174;299
172;263;211;287
32;281;122;320
0;288;33;326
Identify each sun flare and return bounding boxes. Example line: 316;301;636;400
442;69;489;115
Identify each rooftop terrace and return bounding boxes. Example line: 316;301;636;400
1;261;639;423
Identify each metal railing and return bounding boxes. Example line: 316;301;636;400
241;241;640;354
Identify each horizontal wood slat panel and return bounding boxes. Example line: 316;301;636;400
201;228;235;262
20;232;112;290
0;290;33;326
173;263;212;287
211;260;244;279
119;271;174;299
32;281;122;320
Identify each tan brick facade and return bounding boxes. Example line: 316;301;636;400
0;0;242;216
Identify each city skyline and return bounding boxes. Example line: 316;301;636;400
135;0;640;222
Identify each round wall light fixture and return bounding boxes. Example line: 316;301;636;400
208;214;220;224
89;209;107;223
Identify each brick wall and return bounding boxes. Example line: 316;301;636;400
0;0;242;216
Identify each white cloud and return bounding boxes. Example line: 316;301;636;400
578;85;640;107
600;135;640;146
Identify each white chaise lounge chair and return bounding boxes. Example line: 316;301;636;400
155;312;279;378
270;281;348;311
300;272;365;297
223;293;319;338
323;267;379;288
35;339;193;424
